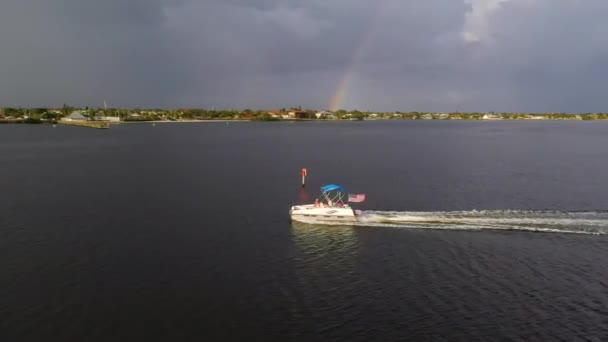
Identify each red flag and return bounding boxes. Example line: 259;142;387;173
348;193;366;203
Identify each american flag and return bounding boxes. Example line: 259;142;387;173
348;193;366;202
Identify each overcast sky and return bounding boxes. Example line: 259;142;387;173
0;0;606;112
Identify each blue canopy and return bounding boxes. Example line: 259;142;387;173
321;184;346;193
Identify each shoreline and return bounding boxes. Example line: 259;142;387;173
115;118;608;123
4;118;608;126
118;119;250;123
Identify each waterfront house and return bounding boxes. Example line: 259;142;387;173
315;111;335;119
482;113;502;120
288;110;308;119
267;110;281;119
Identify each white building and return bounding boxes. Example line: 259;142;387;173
61;111;87;121
315;111;335;119
482;114;502;120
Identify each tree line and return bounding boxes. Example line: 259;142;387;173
3;106;608;121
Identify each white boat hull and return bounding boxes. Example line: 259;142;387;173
289;204;361;223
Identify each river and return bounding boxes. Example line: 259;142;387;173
1;121;607;340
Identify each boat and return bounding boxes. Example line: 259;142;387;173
289;184;364;223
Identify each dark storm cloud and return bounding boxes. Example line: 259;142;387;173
0;0;607;111
0;0;190;108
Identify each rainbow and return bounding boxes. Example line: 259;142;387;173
328;2;388;112
328;69;353;112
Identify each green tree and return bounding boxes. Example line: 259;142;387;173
30;108;48;117
62;103;74;117
4;107;22;117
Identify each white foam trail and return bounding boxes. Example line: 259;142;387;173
297;210;608;235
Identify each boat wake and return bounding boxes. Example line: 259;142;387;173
299;210;608;235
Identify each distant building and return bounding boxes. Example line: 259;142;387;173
315;111;335;119
288;110;308;118
267;110;281;119
61;111;87;121
482;114;502;120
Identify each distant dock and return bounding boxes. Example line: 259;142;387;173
58;120;110;129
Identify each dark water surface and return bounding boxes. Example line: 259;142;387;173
1;121;607;341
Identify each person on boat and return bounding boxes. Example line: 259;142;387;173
314;198;320;207
327;199;333;207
